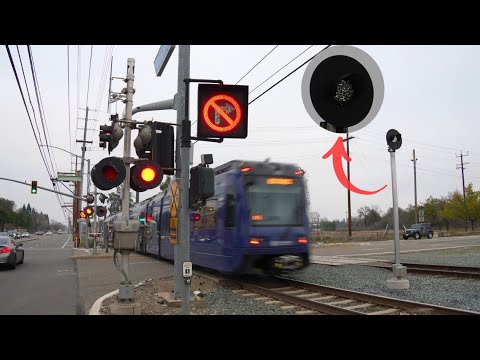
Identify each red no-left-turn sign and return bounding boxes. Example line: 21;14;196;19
202;94;242;133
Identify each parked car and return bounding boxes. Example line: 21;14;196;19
0;236;24;269
46;231;53;236
21;232;30;238
403;223;433;240
35;231;44;235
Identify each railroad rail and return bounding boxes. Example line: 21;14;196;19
233;276;479;315
365;262;480;279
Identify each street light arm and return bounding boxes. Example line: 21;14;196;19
39;145;82;159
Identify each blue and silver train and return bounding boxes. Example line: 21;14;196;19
106;160;310;275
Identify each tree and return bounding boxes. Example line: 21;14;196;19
107;185;134;216
160;176;172;191
444;184;480;230
357;206;369;227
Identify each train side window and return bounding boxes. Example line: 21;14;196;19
226;194;235;227
198;199;217;229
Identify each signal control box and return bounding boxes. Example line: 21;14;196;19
113;220;141;250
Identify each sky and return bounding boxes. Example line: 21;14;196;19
1;45;480;225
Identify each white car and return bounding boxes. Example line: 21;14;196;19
46;231;53;236
21;232;30;238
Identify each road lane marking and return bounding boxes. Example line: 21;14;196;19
62;235;71;249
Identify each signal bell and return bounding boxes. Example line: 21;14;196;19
301;45;384;134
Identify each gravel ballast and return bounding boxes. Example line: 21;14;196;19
98;247;480;315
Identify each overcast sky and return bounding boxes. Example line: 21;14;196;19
1;45;480;225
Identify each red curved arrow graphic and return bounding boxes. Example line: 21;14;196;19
322;137;387;195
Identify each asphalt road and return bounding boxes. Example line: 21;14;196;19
0;234;82;315
310;234;480;258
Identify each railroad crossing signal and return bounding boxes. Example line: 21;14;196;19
31;180;37;194
386;129;402;151
130;159;163;192
301;45;384;134
84;206;94;219
197;84;248;138
90;157;126;191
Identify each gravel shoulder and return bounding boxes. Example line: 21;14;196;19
96;246;480;315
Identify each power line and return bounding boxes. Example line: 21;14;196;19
5;45;53;180
249;45;314;95
249;45;331;105
235;45;278;85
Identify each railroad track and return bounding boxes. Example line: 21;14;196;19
233;276;479;315
365;262;480;279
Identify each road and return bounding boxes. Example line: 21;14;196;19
0;234;82;315
310;234;480;258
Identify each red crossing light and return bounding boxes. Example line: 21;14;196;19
91;157;126;191
130;159;163;192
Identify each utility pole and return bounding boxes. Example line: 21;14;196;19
343;133;354;238
76;107;90;247
93;185;98;255
411;149;418;224
456;151;469;231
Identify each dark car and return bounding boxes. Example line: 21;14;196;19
403;223;433;240
0;236;24;269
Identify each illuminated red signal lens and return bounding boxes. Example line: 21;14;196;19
140;166;157;183
102;165;119;181
146;215;153;222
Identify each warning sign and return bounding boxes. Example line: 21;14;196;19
170;179;179;218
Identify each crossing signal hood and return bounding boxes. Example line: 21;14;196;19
197;84;248;139
99;115;124;154
134;122;174;175
96;206;107;217
130;159;163;193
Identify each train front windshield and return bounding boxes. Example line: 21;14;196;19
245;175;304;226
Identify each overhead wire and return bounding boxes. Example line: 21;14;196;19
235;45;278;85
249;45;331;105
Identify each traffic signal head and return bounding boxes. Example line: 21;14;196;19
301;45;384;134
130;159;163;192
91;157;126;191
189;165;214;209
197;84;248;139
96;206;107;217
79;210;87;219
84;206;94;219
31;180;38;194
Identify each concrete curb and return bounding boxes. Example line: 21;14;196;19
89;289;119;315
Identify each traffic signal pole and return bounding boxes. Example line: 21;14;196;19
77;107;89;246
178;45;192;315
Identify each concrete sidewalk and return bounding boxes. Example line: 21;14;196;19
73;248;174;314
